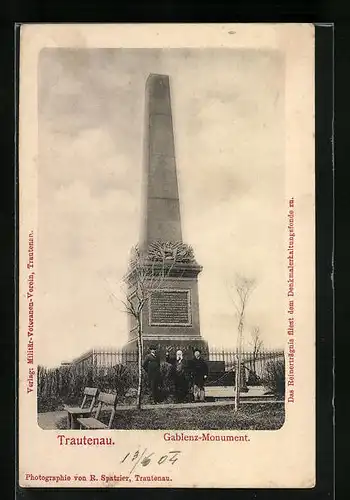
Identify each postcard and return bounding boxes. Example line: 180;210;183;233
18;23;315;488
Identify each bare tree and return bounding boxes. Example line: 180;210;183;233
227;274;256;411
249;326;264;377
122;242;188;409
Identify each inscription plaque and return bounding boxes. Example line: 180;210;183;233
150;290;191;326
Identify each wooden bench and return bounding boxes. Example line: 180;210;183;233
77;392;117;430
64;387;99;429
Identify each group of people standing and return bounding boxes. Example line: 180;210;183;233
142;346;209;404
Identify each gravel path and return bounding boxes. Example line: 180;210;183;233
37;410;66;430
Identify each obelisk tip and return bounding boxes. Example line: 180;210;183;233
146;73;170;84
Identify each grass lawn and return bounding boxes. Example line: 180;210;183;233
57;402;284;431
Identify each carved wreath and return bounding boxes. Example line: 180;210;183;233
129;241;196;266
148;241;196;263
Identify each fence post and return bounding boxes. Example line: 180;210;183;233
240;353;248;392
234;352;240;411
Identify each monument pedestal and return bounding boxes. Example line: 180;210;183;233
124;256;208;361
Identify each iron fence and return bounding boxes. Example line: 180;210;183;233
65;347;284;380
209;347;284;378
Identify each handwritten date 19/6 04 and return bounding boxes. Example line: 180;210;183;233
121;449;181;473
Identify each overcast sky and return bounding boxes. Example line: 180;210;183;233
37;48;285;367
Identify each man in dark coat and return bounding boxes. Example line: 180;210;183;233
142;345;160;403
174;349;189;403
191;349;208;402
162;348;176;401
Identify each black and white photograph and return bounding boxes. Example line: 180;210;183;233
36;47;286;431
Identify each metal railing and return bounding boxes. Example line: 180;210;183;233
65;347;284;379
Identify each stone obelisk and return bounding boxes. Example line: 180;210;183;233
140;73;183;250
124;74;208;358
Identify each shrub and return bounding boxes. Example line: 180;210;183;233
37;364;96;412
37;363;147;412
94;364;137;394
159;361;176;402
246;369;261;386
263;358;285;397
